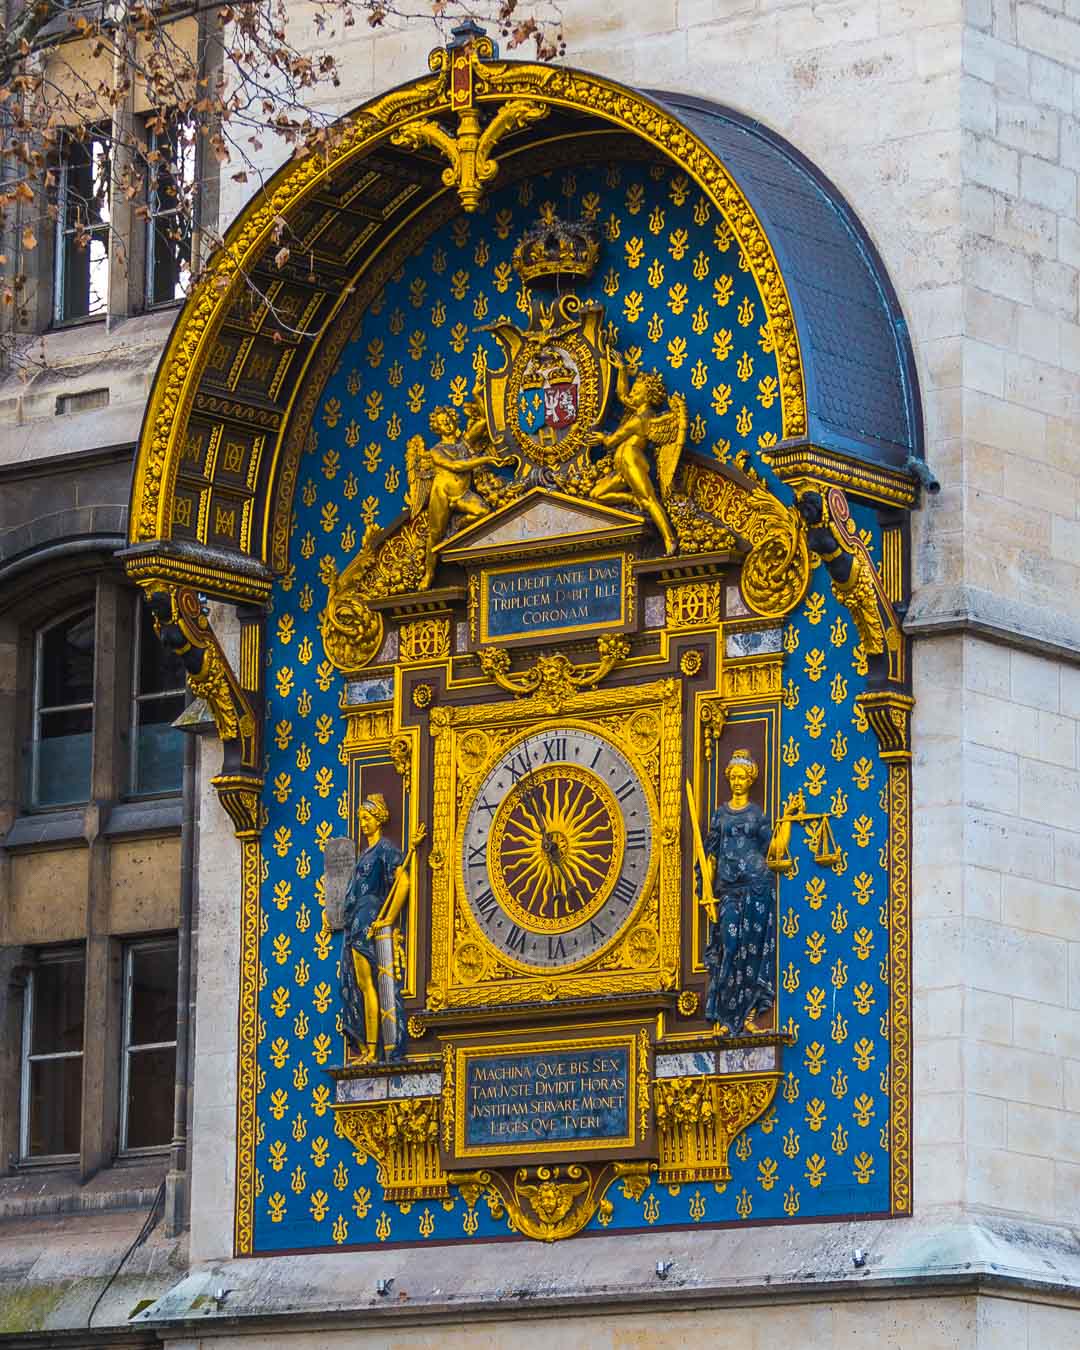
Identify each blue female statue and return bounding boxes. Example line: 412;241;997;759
696;750;792;1034
340;793;425;1062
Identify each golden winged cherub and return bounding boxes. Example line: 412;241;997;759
588;360;687;555
405;404;511;587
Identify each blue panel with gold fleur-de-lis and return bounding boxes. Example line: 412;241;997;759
250;158;896;1252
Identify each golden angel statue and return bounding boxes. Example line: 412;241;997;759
588;359;687;555
405;404;512;587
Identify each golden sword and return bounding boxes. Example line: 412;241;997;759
685;778;718;924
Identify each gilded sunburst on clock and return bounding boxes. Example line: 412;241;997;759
493;764;623;930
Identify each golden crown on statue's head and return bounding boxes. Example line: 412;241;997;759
512;216;600;286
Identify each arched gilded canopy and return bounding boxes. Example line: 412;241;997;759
123;42;922;605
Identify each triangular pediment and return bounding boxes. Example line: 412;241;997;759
439;489;645;564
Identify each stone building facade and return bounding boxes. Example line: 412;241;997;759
0;2;1079;1347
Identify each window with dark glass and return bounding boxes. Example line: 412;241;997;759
53;127;111;323
20;949;85;1159
144;116;194;307
120;939;178;1151
130;599;186;796
29;606;95;808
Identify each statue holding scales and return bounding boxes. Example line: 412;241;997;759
687;751;794;1034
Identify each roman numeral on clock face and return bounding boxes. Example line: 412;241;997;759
612;875;636;906
474;889;499;922
505;925;528;954
467;842;486;868
541;737;567;763
627;828;647;850
505;751;531;782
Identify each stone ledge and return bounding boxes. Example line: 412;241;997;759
905;584;1080;665
132;1212;1080;1332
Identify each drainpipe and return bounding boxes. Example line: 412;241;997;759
165;731;197;1237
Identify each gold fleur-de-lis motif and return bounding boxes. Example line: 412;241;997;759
666;336;687;368
853;1037;875;1071
805;763;827;796
852;926;874;960
737;296;755;327
806;931;827;964
757;1157;778;1191
831;731;848;760
831;672;848;703
269;1088;288;1120
832;958;849;990
735;405;754;437
806;1097;826;1132
267;1193;286;1223
271;986;290;1018
831;1011;848;1043
625;235;645;268
783;1126;801;1158
805;706;826;739
322;397;342;428
853;1152;875;1184
852;814;874;847
689;358;708;390
853;1092;875;1126
782;907;800;938
647;205;665;235
736;350;753;381
711;382;732;416
804;1153;827;1188
667;281;688;314
312;1033;332;1066
805;986;825;1020
782;735;800;766
804;1042;826;1076
804;647;825;681
853;872;874;905
647;258;665;288
735;1188;753;1219
625;182;645;214
757;375;779;408
375;1212;392;1241
292;1114;307;1142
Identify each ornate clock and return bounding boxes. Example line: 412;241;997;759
428;676;683;1008
459;724;655;970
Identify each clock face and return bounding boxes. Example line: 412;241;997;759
459;726;655;969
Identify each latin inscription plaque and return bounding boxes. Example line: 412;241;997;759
480;553;625;643
447;1029;650;1166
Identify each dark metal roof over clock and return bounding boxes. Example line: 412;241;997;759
124;35;925;607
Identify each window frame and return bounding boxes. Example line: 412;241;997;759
52;124;112;327
28;601;96;811
128;598;187;799
19;946;86;1164
118;936;178;1156
143;113;196;311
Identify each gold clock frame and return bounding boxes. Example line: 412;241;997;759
429;678;683;1008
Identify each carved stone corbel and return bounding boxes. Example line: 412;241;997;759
145;585;264;838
